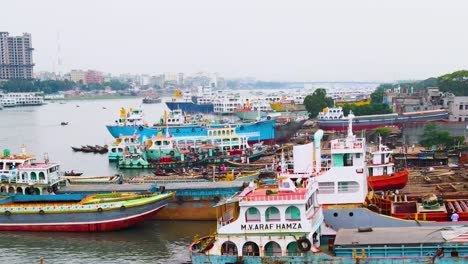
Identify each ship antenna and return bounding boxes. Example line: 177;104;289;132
347;110;355;139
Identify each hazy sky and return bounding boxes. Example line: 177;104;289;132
2;0;468;81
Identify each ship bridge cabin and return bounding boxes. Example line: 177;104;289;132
367;140;394;177
1;161;62;195
314;115;369;205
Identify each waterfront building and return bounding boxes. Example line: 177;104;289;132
70;70;85;83
0;32;34;80
84;70;103;84
447;96;468;122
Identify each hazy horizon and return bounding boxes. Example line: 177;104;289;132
2;0;468;82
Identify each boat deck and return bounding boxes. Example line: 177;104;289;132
334;226;468;246
241;187;306;202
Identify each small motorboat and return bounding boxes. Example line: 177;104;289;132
61;122;69;126
64;171;83;176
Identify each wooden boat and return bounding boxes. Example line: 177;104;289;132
71;146;82;152
63;175;123;184
64;171;83;176
0;191;174;232
94;145;108;154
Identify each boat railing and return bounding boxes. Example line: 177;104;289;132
331;138;365;151
240;193;305;202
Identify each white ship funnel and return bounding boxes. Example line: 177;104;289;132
314;130;324;173
347;111;355;139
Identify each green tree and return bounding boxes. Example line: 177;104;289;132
304;88;334;118
374;127;392;139
420;123;465;149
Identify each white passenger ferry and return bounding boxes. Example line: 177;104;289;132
0;92;44;107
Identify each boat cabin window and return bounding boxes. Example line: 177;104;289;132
318;182;335;194
30;171;37;181
245;207;260;222
21;172;28;181
39;172;45;180
242;242;259;256
221;241;238;256
285;206;301;221
287;242;300;256
344;153;353;166
338;181;359;193
155;140;162;146
265;207;280;221
264;241;282;256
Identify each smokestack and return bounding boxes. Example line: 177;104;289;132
314;130;324;173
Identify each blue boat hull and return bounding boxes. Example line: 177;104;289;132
165;102;214;113
106;120;277;144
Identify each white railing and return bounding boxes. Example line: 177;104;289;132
240;193;305;202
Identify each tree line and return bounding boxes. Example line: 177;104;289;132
303;88;392;118
0;79;130;94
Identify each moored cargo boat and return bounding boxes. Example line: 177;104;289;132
318;107;449;131
0;191;174;232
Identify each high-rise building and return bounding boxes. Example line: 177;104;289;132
0;32;34;80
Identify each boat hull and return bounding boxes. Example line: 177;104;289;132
367;169;409;191
318;110;449;131
106;120;277;145
0;193;173;232
154;199;217;220
274;120;305;143
165;101;214;113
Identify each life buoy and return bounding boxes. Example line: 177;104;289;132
47;186;53;193
169;151;175;156
139;126;144;131
267;116;271;120
97;208;103;213
297;237;312;252
39;210;45;215
120;205;126;211
212;196;220;203
4;210;11;216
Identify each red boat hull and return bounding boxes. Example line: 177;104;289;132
0;204;166;232
368;169;409;191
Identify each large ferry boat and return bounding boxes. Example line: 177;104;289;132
165;89;214;113
190;163;467;263
317;107;449;131
0;92;44;107
107;108;277;144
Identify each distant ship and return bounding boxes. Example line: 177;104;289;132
165;89;214;113
142;96;162;104
317;107;449;131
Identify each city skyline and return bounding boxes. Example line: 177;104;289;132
2;0;468;82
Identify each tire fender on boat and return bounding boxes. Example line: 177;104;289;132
39;210;45;215
297;237;312;252
120;205;126;211
4;210;11;216
139;126;144;131
213;196;220;204
97;208;103;213
169;151;175;156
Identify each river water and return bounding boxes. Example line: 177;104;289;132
0;98;214;263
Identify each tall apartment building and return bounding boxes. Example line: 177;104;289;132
0;32;34;80
84;70;103;85
70;69;86;83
